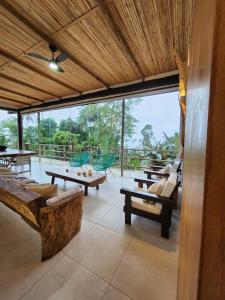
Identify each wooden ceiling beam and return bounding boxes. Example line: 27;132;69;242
0;49;79;95
0;1;108;88
95;0;144;80
0;94;38;105
0;97;31;107
0;73;60;98
0;87;44;102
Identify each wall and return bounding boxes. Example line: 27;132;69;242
177;0;225;299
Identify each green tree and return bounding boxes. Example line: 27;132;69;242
59;118;77;133
140;124;154;148
40;117;57;141
53;131;78;146
76;100;139;149
0;128;6;145
23;126;38;145
0;117;18;147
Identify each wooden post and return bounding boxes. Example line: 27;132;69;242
172;48;187;159
17;112;23;150
37;112;41;162
177;0;225;299
120;99;125;177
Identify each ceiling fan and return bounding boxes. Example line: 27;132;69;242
26;44;68;72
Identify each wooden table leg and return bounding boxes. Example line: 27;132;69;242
96;184;99;190
147;173;151;180
51;176;55;185
84;185;88;196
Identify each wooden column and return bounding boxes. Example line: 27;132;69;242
37;112;41;162
172;49;186;159
17;112;23;150
120;99;125;177
177;0;225;299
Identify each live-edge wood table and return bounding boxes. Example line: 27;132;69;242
45;170;106;196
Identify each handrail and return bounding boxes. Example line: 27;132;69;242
23;143;177;170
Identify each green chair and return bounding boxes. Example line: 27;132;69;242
69;152;89;168
92;153;115;178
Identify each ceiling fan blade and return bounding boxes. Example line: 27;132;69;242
55;52;68;62
26;52;50;61
57;65;65;72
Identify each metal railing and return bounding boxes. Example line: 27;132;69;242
24;143;178;170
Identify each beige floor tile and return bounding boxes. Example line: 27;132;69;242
111;239;178;300
98;206;179;255
0;212;15;227
62;218;95;252
83;198;112;222
0;239;62;300
131;216;180;255
21;256;108;300
64;225;130;282
102;286;131;300
0;222;30;258
97;206;135;238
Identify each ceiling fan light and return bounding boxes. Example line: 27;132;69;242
48;61;58;71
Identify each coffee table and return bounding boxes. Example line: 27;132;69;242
45;170;106;196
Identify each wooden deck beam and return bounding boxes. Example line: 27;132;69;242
0;96;32;106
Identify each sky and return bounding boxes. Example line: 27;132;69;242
130;91;180;145
0;91;180;147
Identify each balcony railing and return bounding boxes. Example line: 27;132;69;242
24;143;177;170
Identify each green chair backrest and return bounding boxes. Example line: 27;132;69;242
92;152;115;171
69;151;89;167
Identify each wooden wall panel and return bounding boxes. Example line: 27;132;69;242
198;0;225;298
177;0;225;299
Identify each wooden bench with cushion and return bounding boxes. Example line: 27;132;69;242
0;178;83;261
120;173;180;239
144;160;182;180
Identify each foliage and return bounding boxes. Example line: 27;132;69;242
140;124;154;148
0;117;18;147
0;131;6;145
53;131;78;146
0;97;179;168
23;126;38;145
40;117;57;139
59;118;77;133
77;99;139;149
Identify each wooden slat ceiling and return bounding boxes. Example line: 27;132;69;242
0;0;195;110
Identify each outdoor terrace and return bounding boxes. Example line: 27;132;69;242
0;156;180;300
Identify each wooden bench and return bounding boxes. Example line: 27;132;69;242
0;178;83;261
120;178;181;239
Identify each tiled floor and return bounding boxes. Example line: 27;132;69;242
0;159;180;300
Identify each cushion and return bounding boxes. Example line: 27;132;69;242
147;178;167;195
26;184;58;200
0;167;11;172
46;185;82;206
170;160;180;174
161;164;172;174
16;178;37;186
160;173;177;197
131;197;162;215
0;171;18;176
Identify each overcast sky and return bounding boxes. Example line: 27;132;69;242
130;91;180;145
